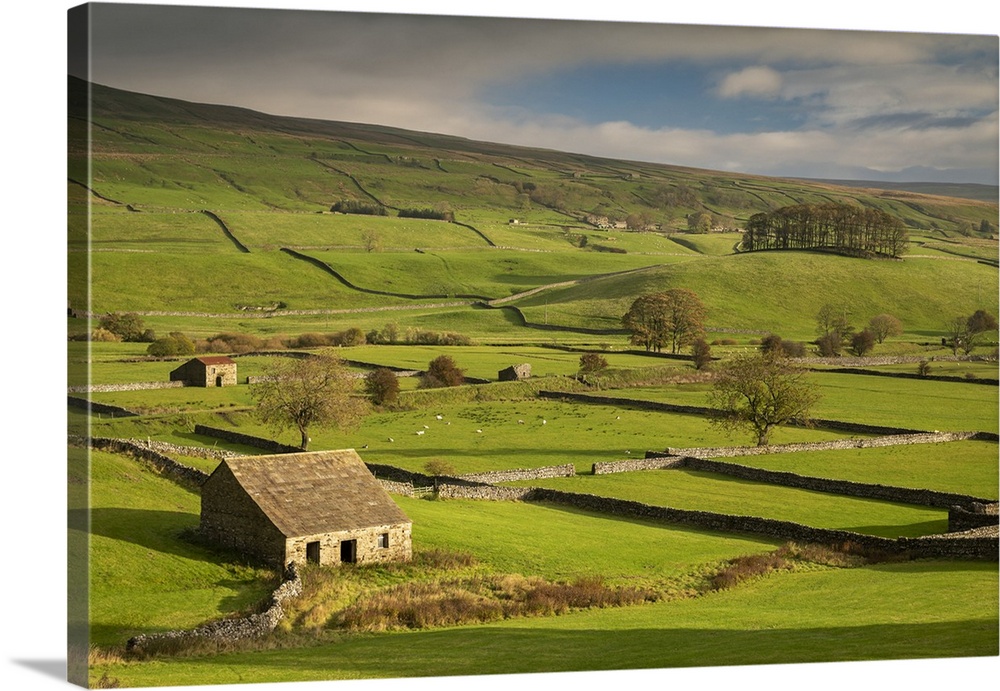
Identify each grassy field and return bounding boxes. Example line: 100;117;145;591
90;558;997;687
82;448;276;647
71;77;999;689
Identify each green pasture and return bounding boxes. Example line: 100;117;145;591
861;360;998;378
594;371;999;434
514;471;949;538
83;448;276;647
87;249;413;313
340;344;683;379
221;212;491;250
513;250;1000;338
269;399;859;475
90;559;998;686
733;440;998;500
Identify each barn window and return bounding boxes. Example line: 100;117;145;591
306;541;320;564
378;533;389;549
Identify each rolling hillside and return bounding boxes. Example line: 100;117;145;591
68;77;998;342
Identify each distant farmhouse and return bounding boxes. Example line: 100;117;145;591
170;356;237;387
498;363;532;381
200;450;412;567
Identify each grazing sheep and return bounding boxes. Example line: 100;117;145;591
476;429;483;434
435;415;443;420
387;437;394;442
416;430;425;436
518;420;525;425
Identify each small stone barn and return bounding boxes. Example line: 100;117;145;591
498;363;532;381
170;356;237;387
200;450;412;567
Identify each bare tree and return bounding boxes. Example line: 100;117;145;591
251;351;368;450
868;314;903;344
708;350;821;446
622;289;707;354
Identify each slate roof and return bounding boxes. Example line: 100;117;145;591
215;450;410;537
193;356;236;366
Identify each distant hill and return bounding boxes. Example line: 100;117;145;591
803;178;998;204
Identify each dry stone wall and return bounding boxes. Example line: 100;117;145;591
678;456;995;511
194;424;302;454
523;488;998;560
84;436;210;488
456;464;576;484
127;563;301;655
68;381;186;393
67;396;138;418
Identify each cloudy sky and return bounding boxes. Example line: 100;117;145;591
73;1;998;185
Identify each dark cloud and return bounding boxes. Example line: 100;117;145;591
847;112;987;131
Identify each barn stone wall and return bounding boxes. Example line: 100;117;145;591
285;522;412;566
200;464;289;565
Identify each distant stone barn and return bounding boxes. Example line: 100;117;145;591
199;450;412;567
498;363;532;381
170;356;237;387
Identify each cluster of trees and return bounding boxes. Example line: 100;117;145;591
812;305;904;357
398;207;454;221
95;312;155;343
621;289;707;354
742;203;909;258
947;309;998;355
330;200;388;216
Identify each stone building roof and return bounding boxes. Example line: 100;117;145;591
216;450;410;537
193;356;236;366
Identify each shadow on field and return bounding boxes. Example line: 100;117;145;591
70;507;202;559
131;619;998;682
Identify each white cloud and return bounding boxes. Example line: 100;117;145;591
717;66;784;98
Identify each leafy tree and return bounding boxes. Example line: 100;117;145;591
815;332;843;357
99;312;149;342
424;460;456;491
622;289;707;354
691;339;713;370
760;334;806;358
868;314;903;344
421;355;465;388
361;229;382;253
146;332;195;357
578;352;609;374
250;351;368;450
364;368;400;407
708;350;821;446
917;360;933;377
687;212;712;233
848;329;876;357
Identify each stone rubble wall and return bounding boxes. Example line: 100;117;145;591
456;464;576;484
67;396;138;418
660;431;984;460
68;381;186;393
194;424;302;454
949;503;1000;533
523;488;998;561
677;456;995;512
537;391;932;436
81;436;210;488
126;563;302;655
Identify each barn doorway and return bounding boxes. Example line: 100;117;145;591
215;375;224;387
306;541;320;564
340;539;357;564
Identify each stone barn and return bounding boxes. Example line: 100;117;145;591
170;356;237;387
498;363;531;381
200;449;412;567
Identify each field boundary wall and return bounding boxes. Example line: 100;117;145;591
126;563;302;655
538;391;938;436
67;396;138;418
194;425;302;454
522;488;998;561
68;381;186;393
81;435;210;488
